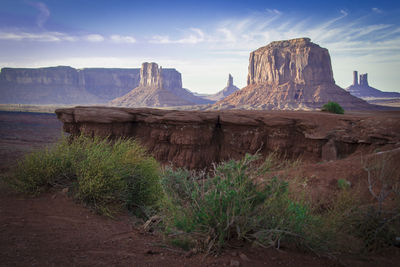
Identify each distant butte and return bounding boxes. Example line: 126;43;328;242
214;38;373;110
346;71;400;99
200;74;240;101
109;62;212;107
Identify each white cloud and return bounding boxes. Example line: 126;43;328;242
150;28;205;44
372;7;383;14
29;1;50;28
110;34;136;43
145;9;400;93
0;31;138;43
0;31;76;42
266;9;282;15
340;9;348;16
85;34;104;42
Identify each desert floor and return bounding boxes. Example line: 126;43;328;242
0;111;399;266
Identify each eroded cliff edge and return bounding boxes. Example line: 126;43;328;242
56;106;400;169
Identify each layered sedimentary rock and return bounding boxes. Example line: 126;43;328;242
78;68;140;101
215;38;372;110
346;71;400;99
0;66;140;104
110;62;212;107
201;74;240;101
56;106;400;169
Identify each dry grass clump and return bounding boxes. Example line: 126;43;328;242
8;135;162;216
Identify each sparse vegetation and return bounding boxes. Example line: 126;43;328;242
8;135;162;216
352;153;400;251
161;154;327;254
337;178;351;190
321;101;344;114
8;136;400;255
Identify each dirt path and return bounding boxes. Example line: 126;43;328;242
0;188;340;267
0;111;398;266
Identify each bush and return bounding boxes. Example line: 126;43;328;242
351;153;400;251
324;153;400;253
8;135;162;216
321;102;344;114
161;154;324;253
337;179;351;190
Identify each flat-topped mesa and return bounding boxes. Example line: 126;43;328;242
0;66;141;104
247;37;334;86
139;62;182;91
215;37;373;110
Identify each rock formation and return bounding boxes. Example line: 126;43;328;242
56;106;400;169
78;68;140;101
0;66;140;104
0;64;209;106
110;62;213;107
346;71;400;99
201;74;240;101
214;38;373;110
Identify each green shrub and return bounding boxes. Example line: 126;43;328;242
8;135;162;216
9;137;76;194
337;179;351;190
161;154;324;253
347;207;400;251
321;102;344;114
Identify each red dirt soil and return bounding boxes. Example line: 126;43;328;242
0;111;399;266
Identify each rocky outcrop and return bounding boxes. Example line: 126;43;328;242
78;68;140;101
56;106;400;169
110;62;213;107
346;71;400;99
247;38;334;86
0;66;140;104
214;38;373;111
201;74;240;101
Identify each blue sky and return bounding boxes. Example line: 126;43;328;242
0;0;399;94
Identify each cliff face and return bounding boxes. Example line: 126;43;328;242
346;71;400;99
0;66;79;85
215;38;373;111
139;62;182;91
247;38;334;86
56;106;400;169
0;66;140;104
79;68;140;100
110;62;212;107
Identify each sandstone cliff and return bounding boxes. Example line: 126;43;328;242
110;62;213;107
201;74;240;101
78;68;140;101
0;66;140;104
56;106;400;169
215;38;373;111
346;71;400;99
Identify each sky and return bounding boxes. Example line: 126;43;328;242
0;0;399;94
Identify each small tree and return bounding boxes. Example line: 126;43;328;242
321;102;344;114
